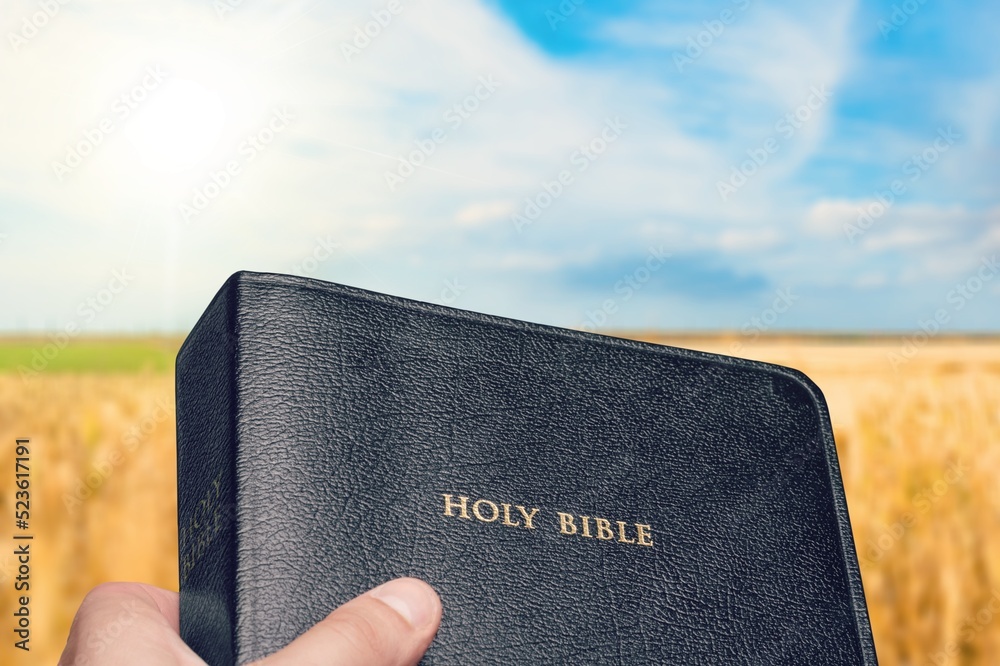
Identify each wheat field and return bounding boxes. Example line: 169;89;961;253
0;335;997;665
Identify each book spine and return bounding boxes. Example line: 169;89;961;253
177;277;240;666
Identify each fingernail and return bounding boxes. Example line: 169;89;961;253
369;578;439;629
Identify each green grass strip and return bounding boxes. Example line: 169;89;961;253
0;337;183;374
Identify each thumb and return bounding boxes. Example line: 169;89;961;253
251;577;442;666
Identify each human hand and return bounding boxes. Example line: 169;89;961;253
58;577;442;665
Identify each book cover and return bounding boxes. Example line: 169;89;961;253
176;271;877;665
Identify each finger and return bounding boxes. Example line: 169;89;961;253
58;582;202;666
253;577;442;666
135;583;182;632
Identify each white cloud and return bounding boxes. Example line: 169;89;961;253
0;0;995;331
715;227;783;252
860;228;943;252
853;272;887;288
454;200;515;227
803;199;858;237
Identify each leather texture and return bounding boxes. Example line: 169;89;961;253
177;271;878;665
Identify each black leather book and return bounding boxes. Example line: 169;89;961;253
176;271;878;665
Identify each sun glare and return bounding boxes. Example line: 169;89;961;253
123;78;226;174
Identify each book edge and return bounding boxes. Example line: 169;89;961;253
177;274;242;666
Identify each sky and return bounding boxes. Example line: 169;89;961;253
0;0;997;334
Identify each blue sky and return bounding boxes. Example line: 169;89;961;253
0;0;997;333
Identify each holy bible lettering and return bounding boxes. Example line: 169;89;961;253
442;493;540;528
441;494;654;547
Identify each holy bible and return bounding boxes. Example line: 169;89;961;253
176;271;878;665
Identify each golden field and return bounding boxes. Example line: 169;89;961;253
0;334;998;665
